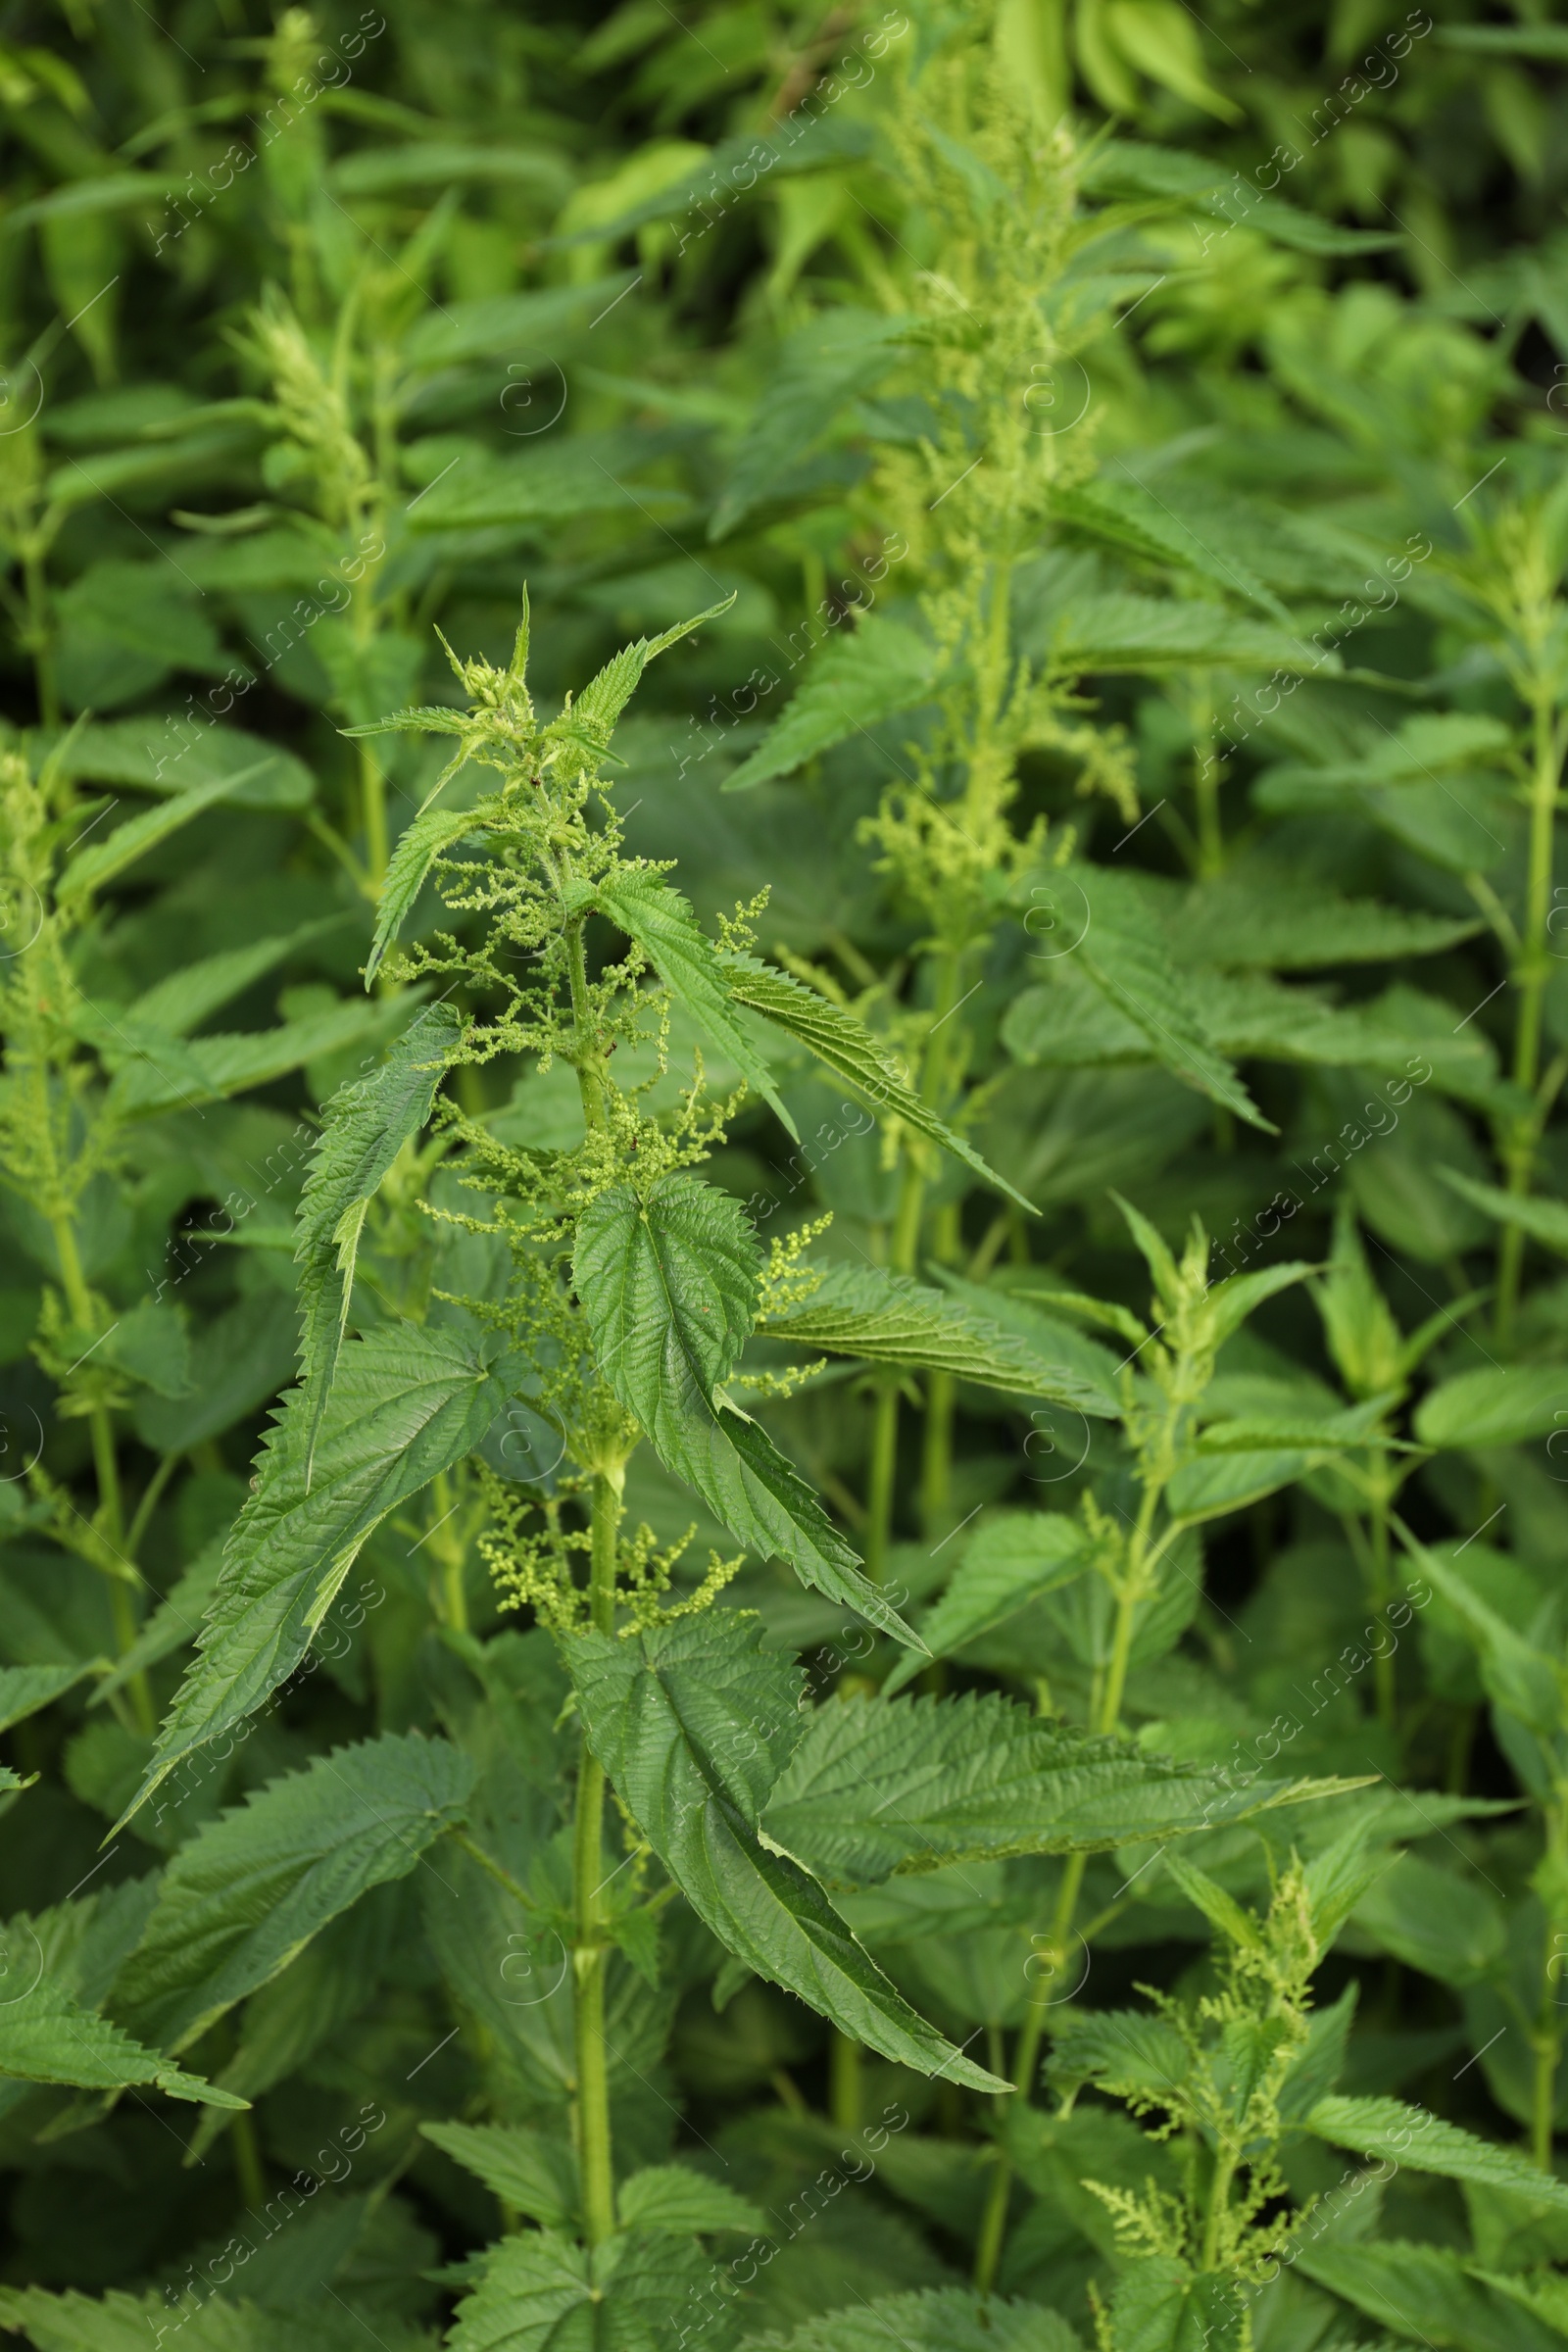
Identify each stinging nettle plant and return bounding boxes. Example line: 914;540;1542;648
109;603;1344;2305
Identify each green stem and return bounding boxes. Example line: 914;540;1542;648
23;542;58;731
1496;691;1561;1345
50;1212;154;1736
919;1202;962;1538
1535;1793;1568;2168
428;1467;466;1632
864;1379;900;1586
973;1848;1088;2293
123;1449;179;1562
976;1452;1181;2293
360;742;388;889
828;2029;862;2132
573;1469;620;2246
1533;2027;1559;2171
1200;2147;1238;2270
1367;1450;1396;1737
919;1368;955;1536
230;2109;267;2211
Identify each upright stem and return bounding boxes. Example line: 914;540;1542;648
1367;1450;1396;1736
864;1381;900;1586
861;952;964;1578
1200;2148;1239;2269
428;1468;466;1632
1192;683;1224;879
976;1438;1179;2294
972;1847;1088;2293
829;2029;862;2132
920;1201;962;1538
50;1211;153;1735
1496;689;1561;1345
359;743;388;889
573;1469;620;2246
23;543;58;731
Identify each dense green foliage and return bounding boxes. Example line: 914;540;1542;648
4;3;1568;2348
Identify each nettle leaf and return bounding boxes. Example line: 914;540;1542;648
1047;2006;1194;2106
0;1974;244;2108
366;800;500;984
883;1511;1089;1695
447;2230;711;2352
574;1176;915;1648
296;1000;464;1476
124;913;350;1036
722;953;1033;1210
1415;1363;1568;1449
105;994;410;1117
615;2166;765;2235
760;1692;1331;1886
419;2123;579;2230
1401;1531;1563;1743
1169;866;1483;971
760;1262;1112;1411
590;869;794;1133
1100;2262;1249;2352
0;2286;358;2352
740;2289;1080;2352
118;1326;505;1832
1308;2095;1568;2209
0;1662;95;1733
722;616;935;792
546;595;735;764
1296;2239;1545;2352
113;1732;473;2052
709;309;915;543
574;1173;760;1413
1042;593;1322;676
55;761;270;904
1064;868;1272;1132
566;1613;1003;2090
1053;474;1292;619
1440;1167;1568;1254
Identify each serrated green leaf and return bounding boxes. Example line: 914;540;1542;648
590;871;794;1133
738;2289;1081;2352
0;1973;244;2108
721;617;935;792
546;596;735;767
566;1614;1004;2089
419;2123;579;2230
1308;2095;1568;2208
57;761;270;903
1415;1363;1568;1450
366;802;497;984
1439;1168;1568;1254
0;1662;95;1734
882;1511;1088;1695
574;1172;760;1419
1040;593;1323;677
1058;868;1272;1131
105;993;412;1117
760;1262;1110;1408
615;2165;764;2235
124;914;350;1038
760;1692;1332;1886
117;1326;505;1832
296;1001;463;1476
447;2229;711;2352
572;1177;912;1644
722;954;1033;1209
113;1732;473;2051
